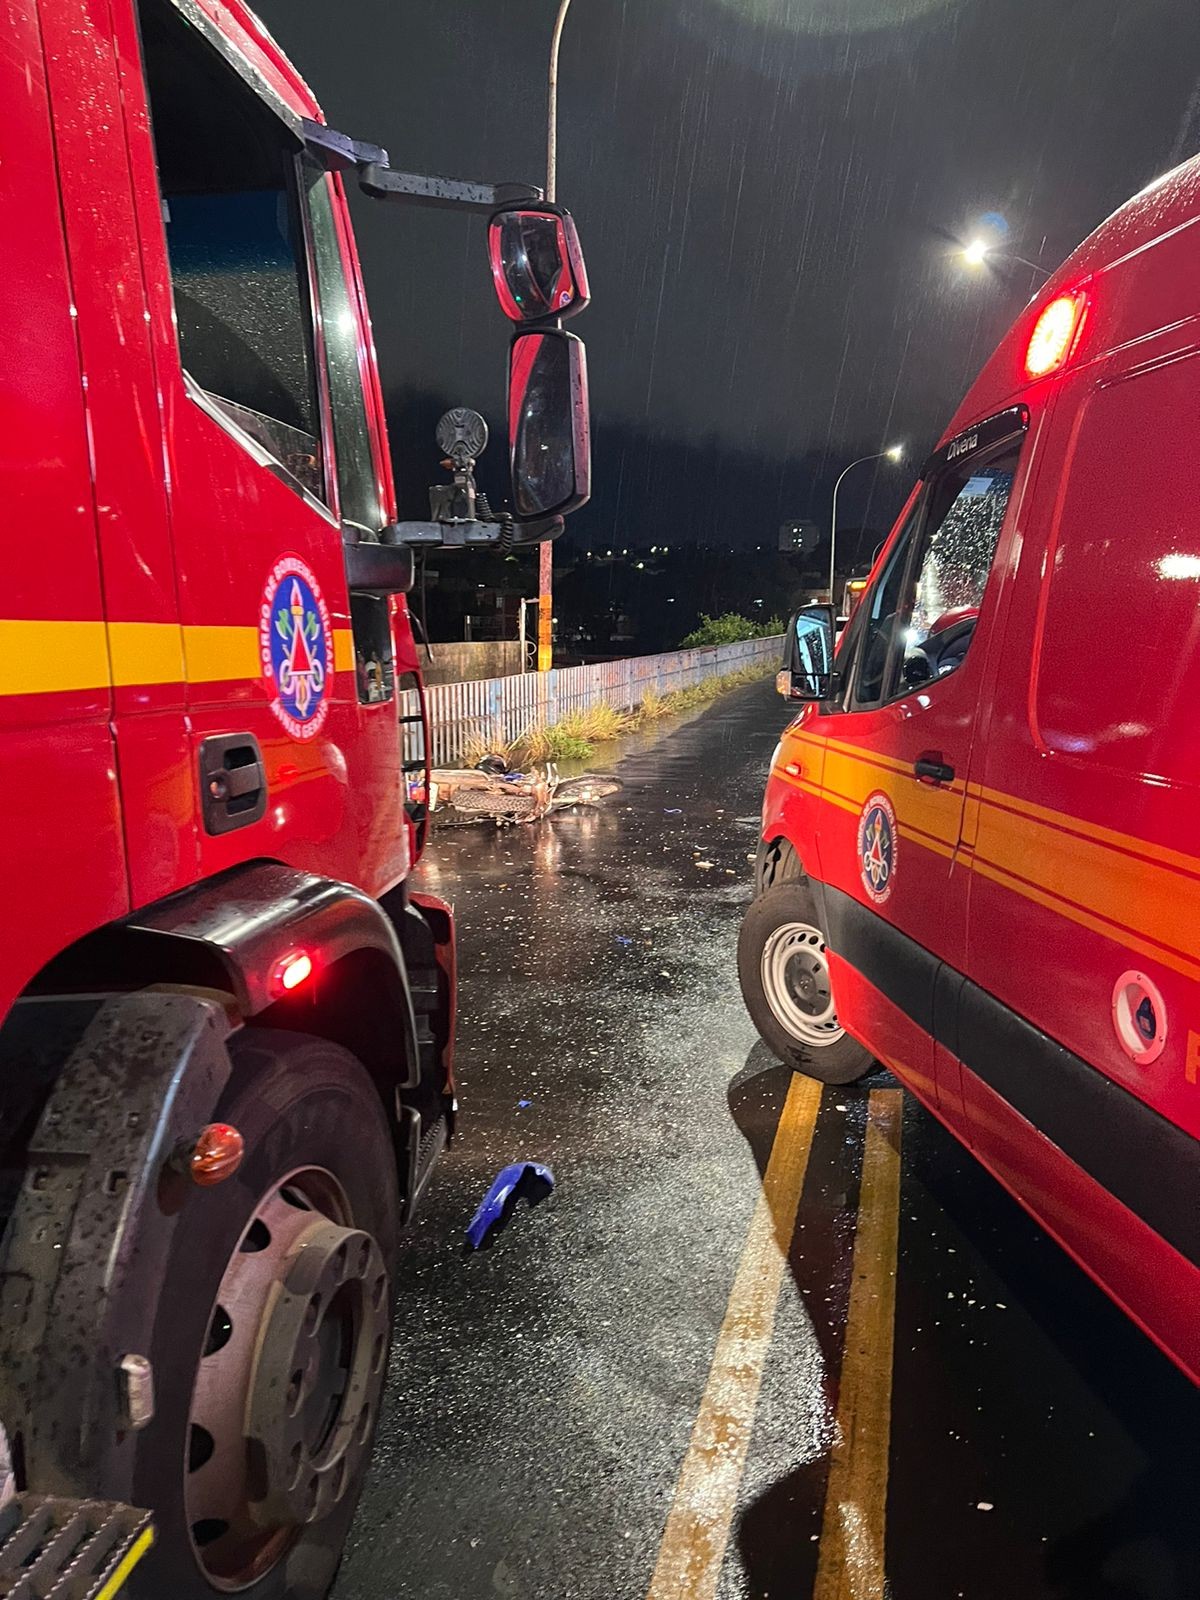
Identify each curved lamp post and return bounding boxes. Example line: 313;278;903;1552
829;446;904;603
961;238;1050;281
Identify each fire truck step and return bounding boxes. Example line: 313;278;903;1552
399;1106;449;1223
0;1495;153;1600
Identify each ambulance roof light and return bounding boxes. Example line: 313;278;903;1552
1025;291;1087;380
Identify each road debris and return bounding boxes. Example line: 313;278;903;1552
465;1161;555;1251
432;761;622;827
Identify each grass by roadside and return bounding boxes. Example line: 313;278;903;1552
462;663;772;767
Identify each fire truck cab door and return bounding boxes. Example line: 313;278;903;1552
814;412;1028;1113
0;0;127;1010
115;0;409;894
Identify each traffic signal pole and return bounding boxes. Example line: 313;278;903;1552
538;0;572;672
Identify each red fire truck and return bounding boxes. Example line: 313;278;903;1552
742;154;1200;1387
0;0;590;1592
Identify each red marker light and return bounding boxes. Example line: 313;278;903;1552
189;1123;245;1187
1025;291;1087;379
277;951;313;993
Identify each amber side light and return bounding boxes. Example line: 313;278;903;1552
189;1123;245;1187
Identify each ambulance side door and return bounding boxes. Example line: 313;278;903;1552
813;410;1029;1108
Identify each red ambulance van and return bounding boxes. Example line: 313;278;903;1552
740;154;1200;1384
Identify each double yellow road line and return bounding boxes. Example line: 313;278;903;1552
647;1080;904;1600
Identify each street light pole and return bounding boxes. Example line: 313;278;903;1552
547;0;571;205
1003;252;1050;278
537;0;573;672
961;239;1050;282
829;447;903;605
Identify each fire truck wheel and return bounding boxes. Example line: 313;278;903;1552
128;1030;400;1600
738;882;873;1084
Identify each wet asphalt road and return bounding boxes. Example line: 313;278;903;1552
334;678;1200;1600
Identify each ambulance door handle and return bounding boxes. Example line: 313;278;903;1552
914;755;955;786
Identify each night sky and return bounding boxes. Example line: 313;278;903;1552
256;0;1200;550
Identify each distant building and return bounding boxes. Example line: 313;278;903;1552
779;520;819;554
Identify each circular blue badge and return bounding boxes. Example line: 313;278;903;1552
857;792;898;905
260;556;332;741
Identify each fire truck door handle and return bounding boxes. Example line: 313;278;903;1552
200;734;268;835
914;755;955;786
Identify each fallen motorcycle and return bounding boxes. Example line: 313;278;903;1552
430;760;622;826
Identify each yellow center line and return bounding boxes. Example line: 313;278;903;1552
814;1088;904;1600
646;1073;823;1600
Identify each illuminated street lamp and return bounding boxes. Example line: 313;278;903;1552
960;237;1050;280
829;446;904;603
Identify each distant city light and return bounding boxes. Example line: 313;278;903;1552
635;562;645;569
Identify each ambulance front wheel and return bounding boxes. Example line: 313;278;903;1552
738;882;873;1084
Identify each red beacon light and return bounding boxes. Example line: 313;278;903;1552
1024;290;1088;380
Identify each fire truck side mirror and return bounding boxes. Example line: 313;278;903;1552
507;328;591;529
778;605;836;701
488;205;590;323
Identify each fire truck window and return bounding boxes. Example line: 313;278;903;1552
137;0;325;504
350;594;395;706
303;161;383;534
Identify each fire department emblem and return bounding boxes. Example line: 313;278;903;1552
857;792;898;905
260;555;332;741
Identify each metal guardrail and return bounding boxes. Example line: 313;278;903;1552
407;635;782;767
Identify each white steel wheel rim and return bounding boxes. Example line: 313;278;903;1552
760;921;844;1046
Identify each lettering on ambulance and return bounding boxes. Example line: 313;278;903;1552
260;555;333;741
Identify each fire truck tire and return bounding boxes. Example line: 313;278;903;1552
127;1029;400;1600
738;882;873;1084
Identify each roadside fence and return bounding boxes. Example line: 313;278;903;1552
406;634;782;768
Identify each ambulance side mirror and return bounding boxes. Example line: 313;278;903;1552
488;205;590;322
506;328;591;534
778;605;836;701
